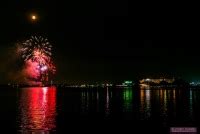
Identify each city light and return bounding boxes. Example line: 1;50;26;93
146;78;150;81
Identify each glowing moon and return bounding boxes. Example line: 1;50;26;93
31;15;37;21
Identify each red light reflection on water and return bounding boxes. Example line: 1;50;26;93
19;86;56;132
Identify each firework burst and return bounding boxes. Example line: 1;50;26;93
21;36;52;61
19;36;56;84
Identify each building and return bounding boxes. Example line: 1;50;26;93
140;78;175;85
122;81;133;87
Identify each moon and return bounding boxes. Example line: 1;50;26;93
31;14;37;21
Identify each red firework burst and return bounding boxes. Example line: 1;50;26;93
19;36;56;83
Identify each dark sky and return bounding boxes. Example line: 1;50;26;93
0;1;199;83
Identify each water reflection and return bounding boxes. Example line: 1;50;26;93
80;88;112;117
189;89;193;120
18;87;56;133
81;90;89;113
123;88;133;112
160;89;168;123
140;89;151;120
14;86;200;131
172;89;176;117
105;87;110;116
96;90;99;112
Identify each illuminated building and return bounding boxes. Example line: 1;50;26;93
122;81;133;87
140;78;175;85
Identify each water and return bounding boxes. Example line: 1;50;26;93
0;86;200;133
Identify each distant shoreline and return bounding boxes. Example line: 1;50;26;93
1;84;200;90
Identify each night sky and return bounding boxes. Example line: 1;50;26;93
0;1;199;84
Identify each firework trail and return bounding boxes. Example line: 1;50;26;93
22;36;51;62
18;36;56;85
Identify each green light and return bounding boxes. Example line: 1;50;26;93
123;88;133;112
123;89;132;100
123;81;133;87
124;81;132;84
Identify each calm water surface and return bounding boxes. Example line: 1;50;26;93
1;86;200;133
